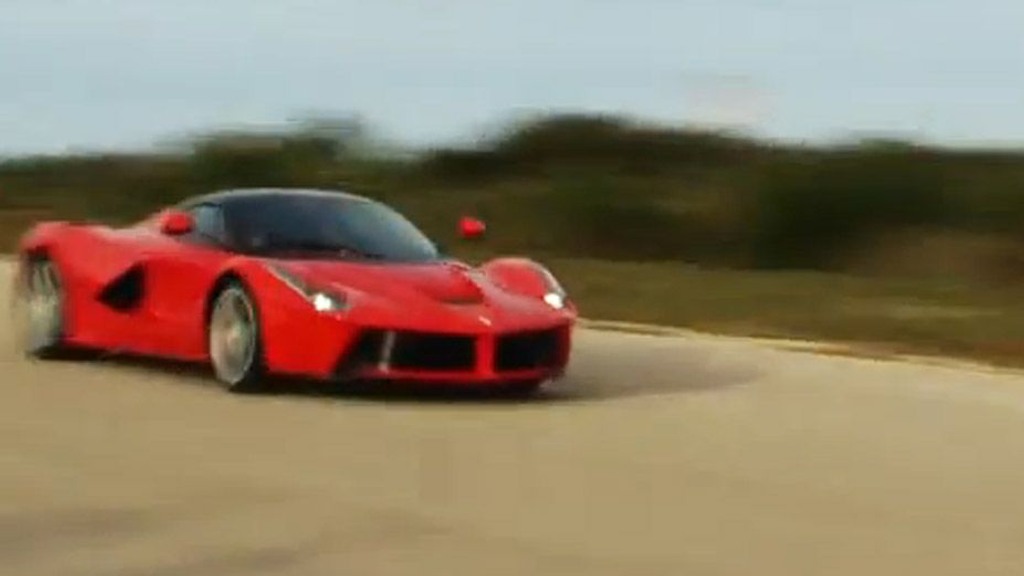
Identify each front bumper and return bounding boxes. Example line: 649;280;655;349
263;313;573;386
333;324;572;385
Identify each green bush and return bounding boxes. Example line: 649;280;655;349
526;174;683;260
2;114;1024;277
421;114;759;180
748;150;950;269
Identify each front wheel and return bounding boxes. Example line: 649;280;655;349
207;282;265;392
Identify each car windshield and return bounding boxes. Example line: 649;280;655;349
223;194;441;262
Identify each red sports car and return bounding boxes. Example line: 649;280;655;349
12;188;576;394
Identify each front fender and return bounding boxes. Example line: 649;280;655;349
479;257;572;309
216;258;363;376
18;221;72;256
216;257;317;324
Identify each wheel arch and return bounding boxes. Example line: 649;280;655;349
204;269;250;328
17;245;54;285
21;245;52;260
18;221;72;259
17;222;98;286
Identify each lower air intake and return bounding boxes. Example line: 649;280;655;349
390;332;476;371
495;328;562;371
336;330;477;375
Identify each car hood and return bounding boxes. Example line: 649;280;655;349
261;257;572;333
268;258;496;305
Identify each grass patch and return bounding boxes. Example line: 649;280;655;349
529;257;1024;368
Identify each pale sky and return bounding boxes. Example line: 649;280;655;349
2;0;1023;155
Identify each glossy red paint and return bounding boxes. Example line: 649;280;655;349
157;209;195;236
16;202;576;387
458;216;486;239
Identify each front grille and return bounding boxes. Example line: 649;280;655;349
390;332;476;371
495;328;562;371
337;329;477;375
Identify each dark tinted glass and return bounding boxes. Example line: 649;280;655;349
223;194;440;262
189;204;226;242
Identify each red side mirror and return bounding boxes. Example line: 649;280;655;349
159;210;195;236
459;216;486;240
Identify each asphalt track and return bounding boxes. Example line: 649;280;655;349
4;260;1024;576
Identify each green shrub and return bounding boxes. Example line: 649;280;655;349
748;150;950;269
3;113;1024;278
421;114;759;179
529;173;690;260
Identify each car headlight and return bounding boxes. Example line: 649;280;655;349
266;263;348;313
311;291;345;312
543;292;565;310
534;265;569;310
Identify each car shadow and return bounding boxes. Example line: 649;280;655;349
75;334;757;406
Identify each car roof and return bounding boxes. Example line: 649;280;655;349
178;187;372;209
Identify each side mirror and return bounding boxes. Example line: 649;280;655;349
159;210;195;236
459;216;486;240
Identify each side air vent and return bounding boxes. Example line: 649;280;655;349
98;265;145;311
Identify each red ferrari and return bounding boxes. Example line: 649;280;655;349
12;188;576;394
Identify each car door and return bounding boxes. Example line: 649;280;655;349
141;203;235;360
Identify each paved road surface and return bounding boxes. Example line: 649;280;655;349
4;260;1024;575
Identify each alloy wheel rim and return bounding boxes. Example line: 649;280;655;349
209;288;256;385
16;261;62;353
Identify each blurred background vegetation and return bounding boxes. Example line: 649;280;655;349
5;113;1024;281
7;113;1024;363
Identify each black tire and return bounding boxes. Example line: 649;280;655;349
207;281;266;393
13;255;68;359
